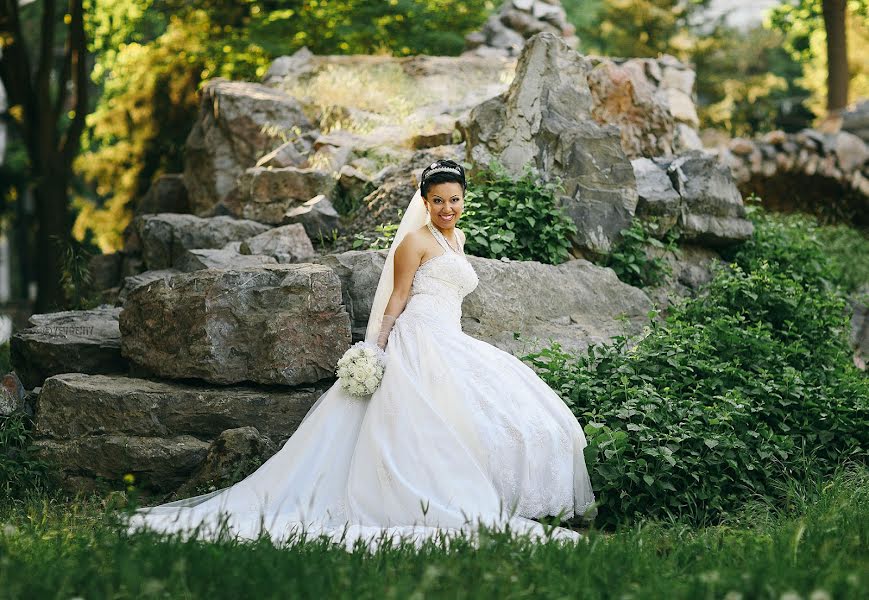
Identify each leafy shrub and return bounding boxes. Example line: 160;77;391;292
603;218;681;288
460;160;577;265
352;220;400;250
1;413;55;501
720;200;869;294
522;207;869;528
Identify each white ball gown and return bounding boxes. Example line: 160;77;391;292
124;223;597;551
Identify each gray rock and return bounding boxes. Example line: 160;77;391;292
34;373;324;444
632;157;682;233
240;223;316;264
33;434;209;494
227;166;338;225
184;78;315;215
135;213;270;270
842;99;869;144
663;150;754;245
173;426;278;498
175;247;278;272
0;372;28;417
88;252;123;293
10;305;127;389
255;139;310;169
309;250;387;342
118;269;183;304
850;284;869;370
460;255;653;357
337;165;374;205
585;57;676;158
831;130;868;172
282;195;340;243
262;46;316;84
119;264;351;386
460;32;638;255
137;174;190;215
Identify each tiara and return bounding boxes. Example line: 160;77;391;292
423;165;462;180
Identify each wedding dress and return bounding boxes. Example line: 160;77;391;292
124;222;597;551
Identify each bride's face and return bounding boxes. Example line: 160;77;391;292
424;182;464;229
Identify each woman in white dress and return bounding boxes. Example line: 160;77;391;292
124;159;597;551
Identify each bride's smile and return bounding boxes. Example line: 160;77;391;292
424;180;464;241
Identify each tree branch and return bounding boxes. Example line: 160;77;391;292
54;0;74;125
61;0;86;165
35;0;57;126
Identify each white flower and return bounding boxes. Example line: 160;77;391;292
362;347;375;358
365;376;378;390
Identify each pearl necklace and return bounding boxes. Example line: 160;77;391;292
427;222;461;254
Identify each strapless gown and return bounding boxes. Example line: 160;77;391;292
123;229;597;551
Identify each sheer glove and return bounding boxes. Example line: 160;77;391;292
376;314;399;350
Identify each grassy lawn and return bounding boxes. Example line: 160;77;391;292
0;464;865;599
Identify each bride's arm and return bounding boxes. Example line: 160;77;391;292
376;234;423;349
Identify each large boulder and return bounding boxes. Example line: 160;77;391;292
119;265;351;386
313;248;653;354
309;250;388;342
239;223;317;264
174;246;279;273
184;78;315;216
461;255;653;356
34;435;210;494
34;373;323;445
654;150;754;245
460;32;639;256
10;305;127;389
224;165;338;225
32;373;328;493
133;213;271;270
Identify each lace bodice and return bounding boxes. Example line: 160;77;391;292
399;223;479;333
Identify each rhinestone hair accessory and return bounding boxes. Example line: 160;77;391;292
421;161;464;187
423;166;461;179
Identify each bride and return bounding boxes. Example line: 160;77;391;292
124;159;597;551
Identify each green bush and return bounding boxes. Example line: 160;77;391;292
522;206;869;528
603;218;681;288
352;220;400;250
1;413;56;501
460;160;578;265
719;200;869;295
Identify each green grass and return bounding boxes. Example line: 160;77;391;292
0;463;865;599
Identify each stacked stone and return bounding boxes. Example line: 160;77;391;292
841;98;869;144
463;0;579;58
710;128;868;225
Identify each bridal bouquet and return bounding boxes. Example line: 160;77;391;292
336;341;387;397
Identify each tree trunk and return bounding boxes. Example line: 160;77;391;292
33;161;72;313
0;0;89;313
822;0;849;113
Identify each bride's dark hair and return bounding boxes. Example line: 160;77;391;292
420;159;466;199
